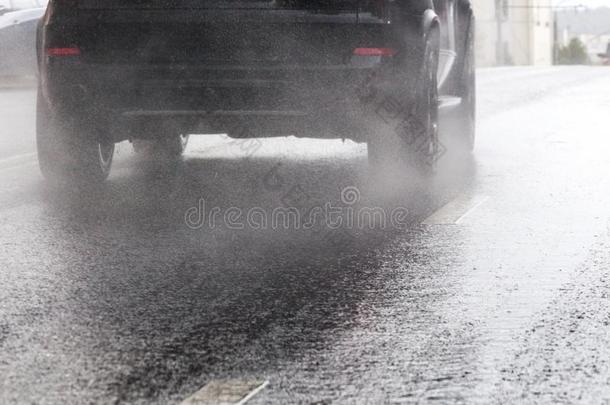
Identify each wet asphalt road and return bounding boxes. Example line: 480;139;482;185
1;66;610;404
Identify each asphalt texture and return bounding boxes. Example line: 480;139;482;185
0;66;609;404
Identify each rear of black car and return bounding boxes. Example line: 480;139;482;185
39;0;420;142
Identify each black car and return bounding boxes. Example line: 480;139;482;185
36;0;475;183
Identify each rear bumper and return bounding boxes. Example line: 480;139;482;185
43;61;413;142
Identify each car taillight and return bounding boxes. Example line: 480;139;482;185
46;47;81;57
353;48;397;57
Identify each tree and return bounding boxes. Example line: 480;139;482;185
557;38;589;65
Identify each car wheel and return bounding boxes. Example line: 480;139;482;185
412;34;441;171
36;88;114;185
367;29;440;175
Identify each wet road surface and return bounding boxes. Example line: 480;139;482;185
0;66;609;404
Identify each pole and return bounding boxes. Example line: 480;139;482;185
553;9;558;64
496;0;504;65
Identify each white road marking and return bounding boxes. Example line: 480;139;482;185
181;379;269;405
454;196;490;224
422;195;489;225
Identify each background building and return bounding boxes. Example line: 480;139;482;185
472;0;554;67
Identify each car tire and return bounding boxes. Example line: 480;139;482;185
36;88;114;185
367;28;440;175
